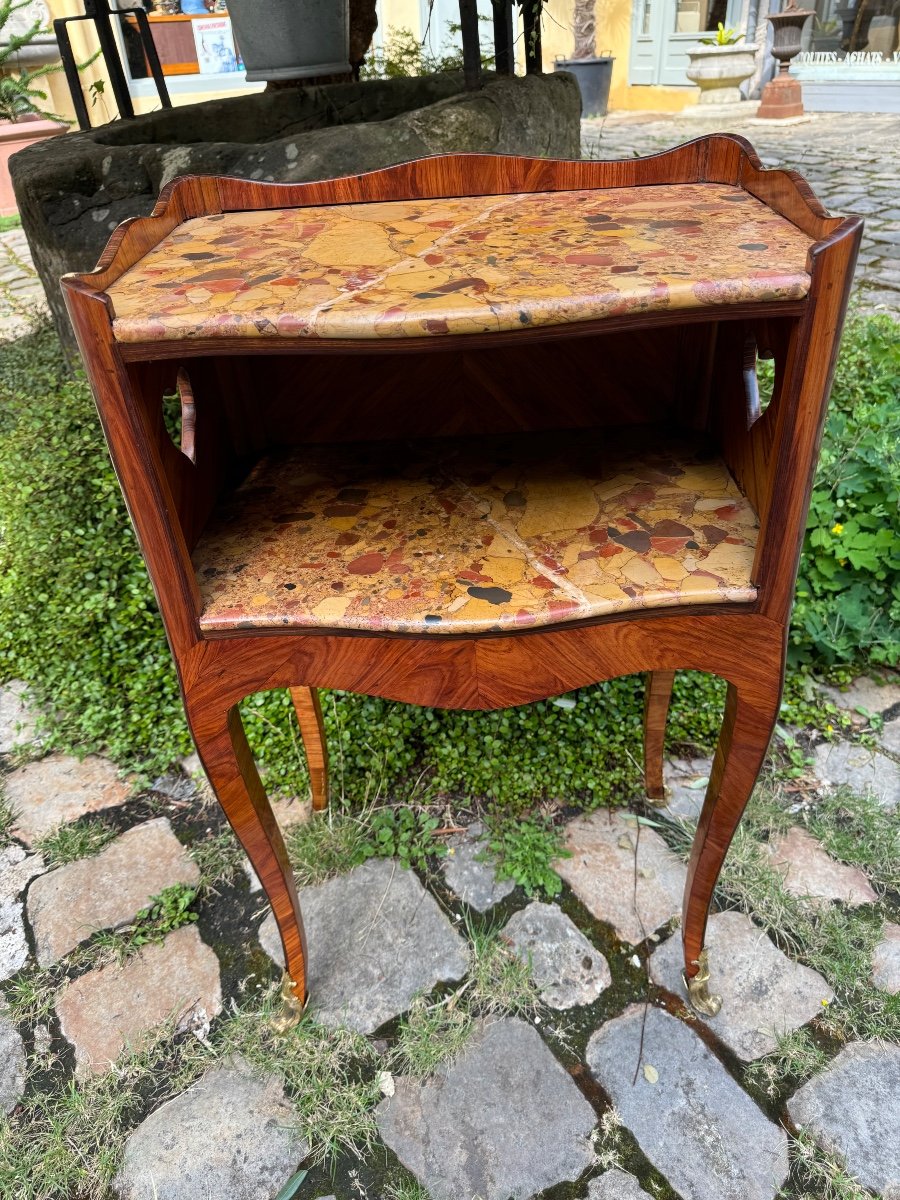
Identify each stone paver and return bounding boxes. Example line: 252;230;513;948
787;1041;900;1194
881;716;900;759
659;756;712;822
813;739;900;807
1;889;31;983
0;679;40;752
650;912;832;1061
56;925;222;1076
555;810;686;944
587;1004;789;1200
822;673;900;716
7;753;131;845
588;1169;652;1199
767;827;877;907
0;1013;25;1115
259;858;468;1034
27;817;200;966
441;823;515;912
502;901;611;1009
377;1017;595;1200
115;1056;307;1200
0;228;48;341
872;922;900;994
1;846;46;978
0;843;45;900
583;112;900;315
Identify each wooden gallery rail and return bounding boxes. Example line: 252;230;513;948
62;138;861;1025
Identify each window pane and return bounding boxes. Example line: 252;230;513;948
674;0;729;32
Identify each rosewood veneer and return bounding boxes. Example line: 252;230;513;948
61;138;861;1021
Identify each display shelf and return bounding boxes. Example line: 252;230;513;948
106;182;814;345
193;427;758;635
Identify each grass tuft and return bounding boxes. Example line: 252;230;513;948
0;795;14;847
199;985;384;1163
0;1024;183;1200
807;788;900;893
284;808;371;887
393;995;474;1077
382;1174;433;1200
464;921;540;1018
189;827;245;890
788;1131;871;1200
744;1028;829;1100
35;818;115;866
392;919;539;1078
663;787;900;1045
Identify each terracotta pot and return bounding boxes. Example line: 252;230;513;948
685;42;757;104
0;116;66;218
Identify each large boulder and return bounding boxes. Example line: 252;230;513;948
10;72;581;347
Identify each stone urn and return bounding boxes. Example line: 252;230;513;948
685;42;756;104
225;0;350;82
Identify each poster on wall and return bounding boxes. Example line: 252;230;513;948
191;16;241;74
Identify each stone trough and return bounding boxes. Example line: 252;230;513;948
10;71;581;344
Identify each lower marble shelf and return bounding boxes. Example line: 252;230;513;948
192;426;759;636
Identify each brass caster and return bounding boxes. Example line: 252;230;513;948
683;948;722;1018
646;784;671;809
270;972;306;1034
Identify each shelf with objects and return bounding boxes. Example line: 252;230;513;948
61;138;861;1028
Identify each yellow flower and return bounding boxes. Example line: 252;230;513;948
831;523;844;535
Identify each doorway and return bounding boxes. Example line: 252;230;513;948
629;0;744;85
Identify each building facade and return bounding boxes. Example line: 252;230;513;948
28;0;900;124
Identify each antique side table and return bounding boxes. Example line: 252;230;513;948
62;138;861;1021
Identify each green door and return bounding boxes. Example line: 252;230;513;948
630;0;743;86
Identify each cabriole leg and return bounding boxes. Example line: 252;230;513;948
644;669;675;802
682;678;780;1016
189;701;307;1023
290;686;330;812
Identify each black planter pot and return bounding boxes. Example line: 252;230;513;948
554;55;614;117
226;0;350;82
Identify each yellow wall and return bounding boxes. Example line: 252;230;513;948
534;0;697;111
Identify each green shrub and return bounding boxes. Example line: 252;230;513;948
486;817;570;898
362;806;447;870
0;329;192;770
791;312;900;667
361;22;493;79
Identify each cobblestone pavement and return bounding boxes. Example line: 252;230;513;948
583;111;900;315
0;226;48;341
2;671;899;1199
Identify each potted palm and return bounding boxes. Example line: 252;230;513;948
685;22;756;105
1;0;66;216
554;0;614;117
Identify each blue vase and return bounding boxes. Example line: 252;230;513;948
180;0;208;12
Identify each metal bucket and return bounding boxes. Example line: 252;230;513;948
554;55;614;117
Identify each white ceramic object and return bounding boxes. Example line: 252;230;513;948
685;42;757;104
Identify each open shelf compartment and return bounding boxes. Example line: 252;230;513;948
192;426;759;635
